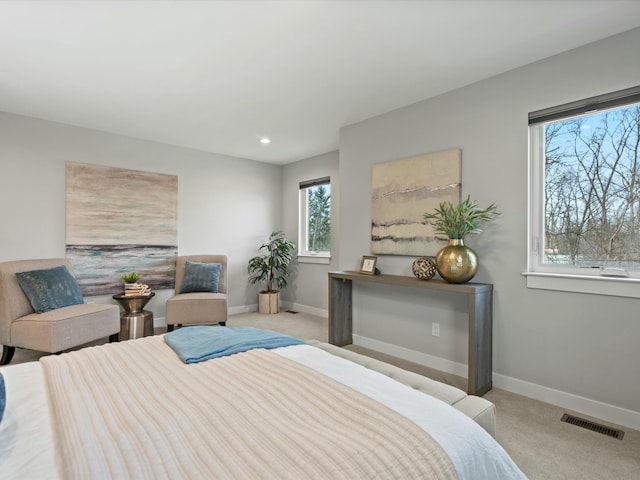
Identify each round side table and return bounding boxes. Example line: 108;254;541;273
112;292;155;341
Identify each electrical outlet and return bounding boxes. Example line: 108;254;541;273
432;322;440;337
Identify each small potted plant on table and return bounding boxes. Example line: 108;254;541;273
120;271;142;295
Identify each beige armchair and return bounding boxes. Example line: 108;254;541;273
165;255;228;332
0;258;120;365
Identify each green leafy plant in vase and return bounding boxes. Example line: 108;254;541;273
423;195;499;283
247;231;296;313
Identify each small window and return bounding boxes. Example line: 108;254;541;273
528;86;640;281
299;177;331;261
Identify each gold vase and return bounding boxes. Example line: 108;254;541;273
436;239;478;284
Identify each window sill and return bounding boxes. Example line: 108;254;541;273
298;254;331;265
522;272;640;298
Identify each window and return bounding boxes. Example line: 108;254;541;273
299;177;331;263
527;86;640;294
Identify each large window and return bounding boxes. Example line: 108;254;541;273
528;86;640;283
298;177;331;262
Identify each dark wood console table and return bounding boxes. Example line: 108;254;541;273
328;271;493;396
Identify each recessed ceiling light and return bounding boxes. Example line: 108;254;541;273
260;137;271;144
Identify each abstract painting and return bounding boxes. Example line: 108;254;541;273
66;162;178;295
371;149;461;256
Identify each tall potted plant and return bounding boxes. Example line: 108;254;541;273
423;195;499;283
247;231;296;314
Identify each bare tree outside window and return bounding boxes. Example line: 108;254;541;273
543;104;640;268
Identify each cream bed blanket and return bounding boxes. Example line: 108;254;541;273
40;335;457;479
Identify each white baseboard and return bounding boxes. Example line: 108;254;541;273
493;373;640;431
352;335;468;378
229;304;257;315
228;302;327;317
283;302;328;318
353;334;640;431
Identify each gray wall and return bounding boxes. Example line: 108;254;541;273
338;27;640;427
1;26;638;428
0;112;282;320
281;151;339;314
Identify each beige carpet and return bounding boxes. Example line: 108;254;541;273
9;310;640;479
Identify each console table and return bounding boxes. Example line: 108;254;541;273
328;271;493;396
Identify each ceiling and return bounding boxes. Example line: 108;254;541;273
1;1;639;165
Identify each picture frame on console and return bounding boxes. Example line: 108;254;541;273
359;256;377;275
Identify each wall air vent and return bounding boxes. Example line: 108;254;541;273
561;414;624;440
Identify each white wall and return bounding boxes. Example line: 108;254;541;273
0;112;282;320
339;27;640;428
281;151;339;314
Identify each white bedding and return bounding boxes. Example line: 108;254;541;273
0;362;58;479
0;343;526;479
277;345;525;480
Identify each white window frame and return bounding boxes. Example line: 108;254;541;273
298;177;331;265
525;86;640;298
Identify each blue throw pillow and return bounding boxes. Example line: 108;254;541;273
0;372;5;424
180;261;222;294
16;265;84;314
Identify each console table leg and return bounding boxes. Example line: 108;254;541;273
329;277;352;346
468;289;493;396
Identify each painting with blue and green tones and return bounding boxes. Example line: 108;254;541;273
66;162;178;296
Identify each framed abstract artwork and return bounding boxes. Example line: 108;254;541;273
371;149;461;256
65;162;178;295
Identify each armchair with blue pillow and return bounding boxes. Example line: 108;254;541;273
0;258;119;364
165;255;228;332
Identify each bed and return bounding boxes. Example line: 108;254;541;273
0;327;526;479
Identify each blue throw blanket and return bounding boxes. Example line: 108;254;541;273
164;326;305;364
